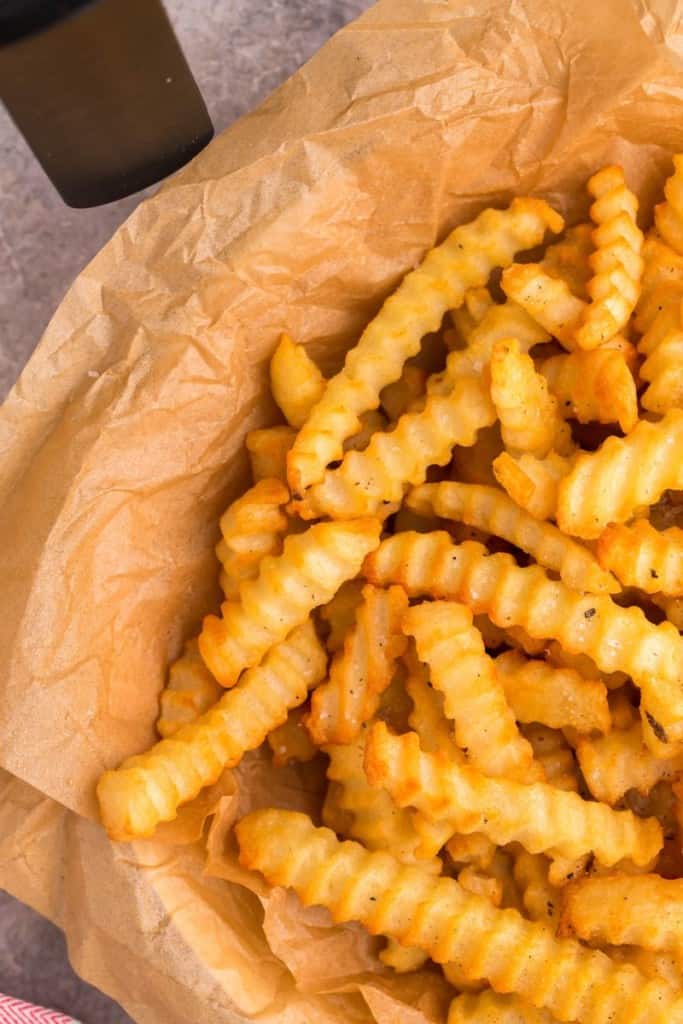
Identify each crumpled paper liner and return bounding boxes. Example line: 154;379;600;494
2;0;683;1021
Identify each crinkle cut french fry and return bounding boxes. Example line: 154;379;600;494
559;873;683;956
501;263;585;349
246;425;296;483
511;847;559;926
216;478;289;600
97;621;326;840
448;991;558;1024
306;584;409;745
640;324;683;414
287;198;563;494
446;832;497;871
319;579;364;653
403;601;539;782
576;721;683;806
597;519;683;596
557;410;683;539
267;706;317;767
236;809;681;1024
450;286;496;344
544;641;628;691
364;532;683;750
490;338;571;457
404;650;461;759
458;864;503;906
407;481;618;594
156;638;224;739
493;450;573;522
576;166;643;350
521;724;580;792
365;723;662;867
200;518;380;686
495;650;610;734
380;365;428;422
640;234;683;302
290;375;495;520
441;300;550;386
539;347;638;433
324;733;440;871
269;334;325;429
380;942;429;973
655;155;683;257
541;222;594;300
606;946;683;991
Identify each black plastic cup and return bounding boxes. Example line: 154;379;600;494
0;0;214;207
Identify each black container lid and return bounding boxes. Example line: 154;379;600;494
0;0;214;207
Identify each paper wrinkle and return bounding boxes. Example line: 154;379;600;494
2;0;683;1021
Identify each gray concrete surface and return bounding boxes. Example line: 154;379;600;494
0;1;371;1019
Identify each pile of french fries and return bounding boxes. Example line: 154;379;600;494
97;159;683;1023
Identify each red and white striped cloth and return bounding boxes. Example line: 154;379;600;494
0;995;78;1024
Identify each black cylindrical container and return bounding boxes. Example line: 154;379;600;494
0;0;214;207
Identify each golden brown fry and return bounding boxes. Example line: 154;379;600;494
306;584;409;745
237;809;680;1024
403;601;539;781
97;621;326;840
215;478;289;600
501;262;585;349
319;579;364;653
408;481;618;594
606;946;683;990
366;723;662;867
448;991;558;1024
450;286;496;344
267;706;317;767
597;519;683;596
640;234;683;301
380;365;428;421
269;334;325;428
655;155;683;256
490;338;571;457
576;166;643;349
539;347;638;433
640;325;683;414
557;411;683;539
246;425;296;483
576;721;683;805
364;532;683;751
495;649;610;734
446;832;497;871
521;724;580;792
443;299;550;385
511;847;559;927
156;638;223;739
380;941;429;973
200;518;380;687
560;873;683;956
542;222;594;299
457;865;503;906
404;651;461;759
287;199;563;493
493;450;573;521
544;642;629;692
291;376;495;519
324;732;440;871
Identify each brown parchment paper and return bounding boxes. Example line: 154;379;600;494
3;0;683;1020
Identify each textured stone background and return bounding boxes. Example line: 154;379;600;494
0;1;371;1019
